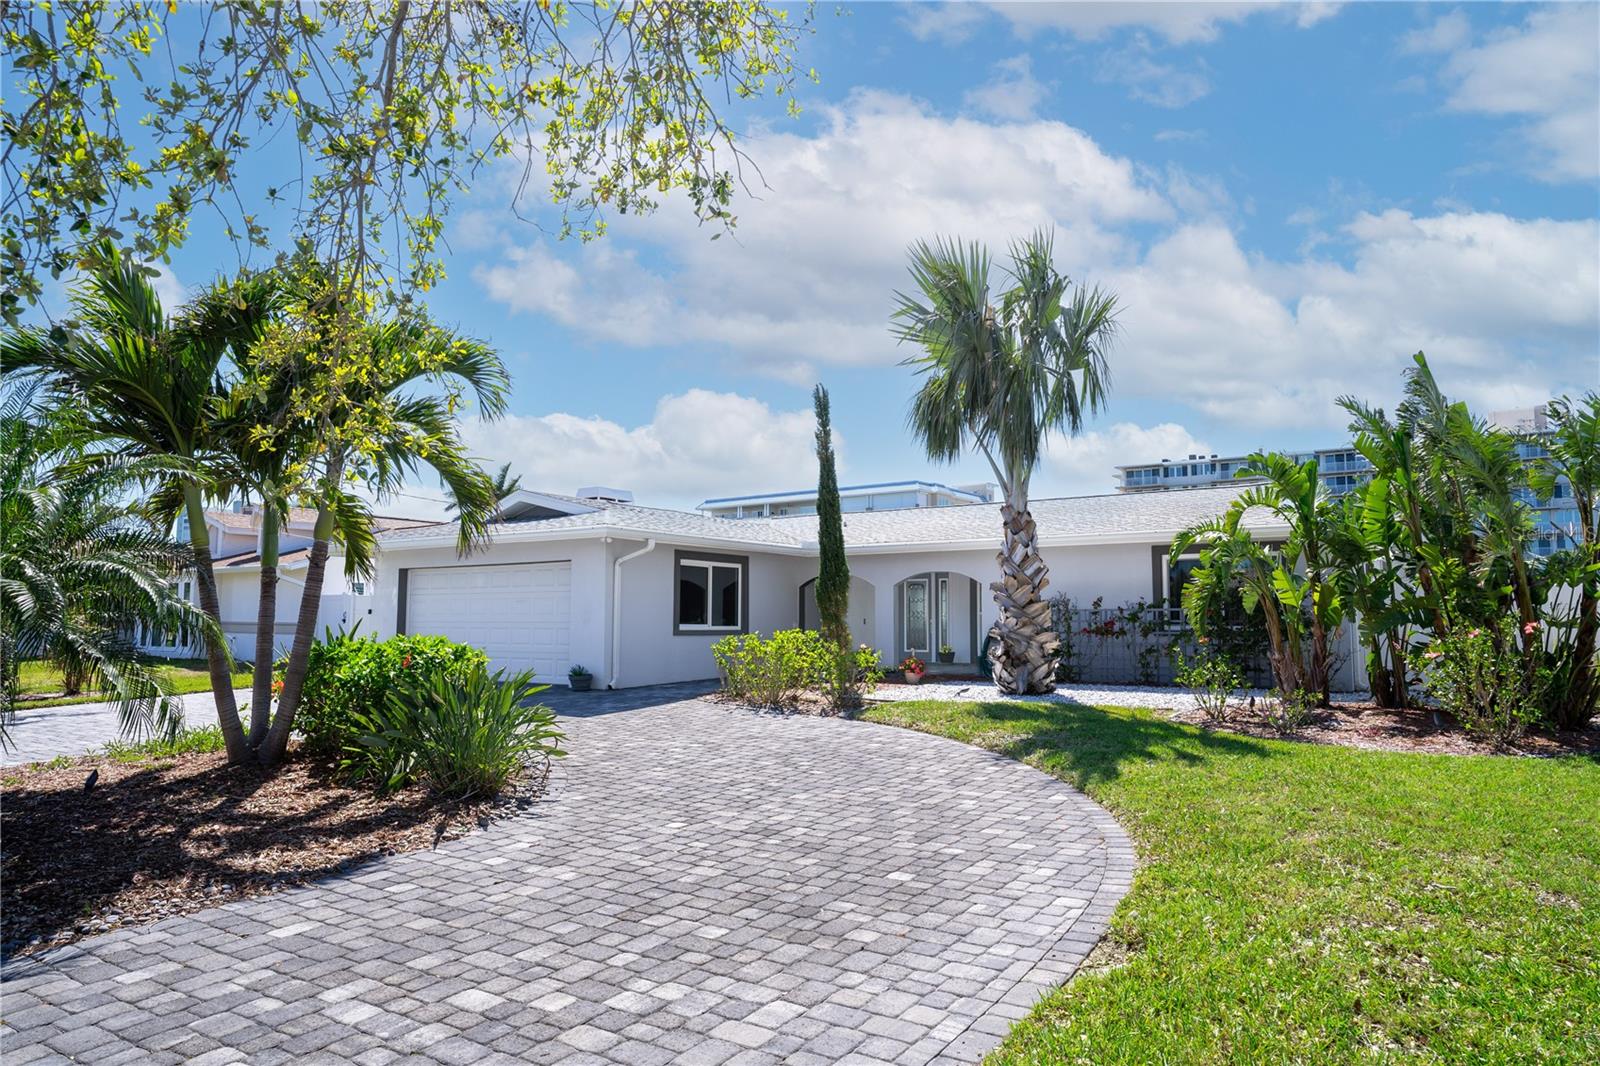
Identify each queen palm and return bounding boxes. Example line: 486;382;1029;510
1;244;279;761
253;308;508;767
892;231;1119;694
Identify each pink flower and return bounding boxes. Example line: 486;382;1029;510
1424;650;1441;660
1523;621;1539;635
1467;629;1480;638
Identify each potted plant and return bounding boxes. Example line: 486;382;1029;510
899;656;926;684
568;664;593;691
936;644;955;665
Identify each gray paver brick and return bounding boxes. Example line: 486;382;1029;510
1;684;1131;1065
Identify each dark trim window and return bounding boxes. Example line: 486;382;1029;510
674;551;747;634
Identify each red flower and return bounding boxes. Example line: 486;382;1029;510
401;654;413;669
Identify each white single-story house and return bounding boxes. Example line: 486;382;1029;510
137;503;433;662
364;484;1365;690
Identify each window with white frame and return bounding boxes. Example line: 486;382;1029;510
676;556;743;631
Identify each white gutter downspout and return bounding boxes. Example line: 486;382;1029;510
609;539;657;689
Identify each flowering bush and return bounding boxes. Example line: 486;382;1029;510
1412;620;1547;744
290;630;488;754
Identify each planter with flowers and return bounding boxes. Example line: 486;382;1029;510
936;644;955;664
899;656;926;684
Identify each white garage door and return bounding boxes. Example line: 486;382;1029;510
405;562;572;681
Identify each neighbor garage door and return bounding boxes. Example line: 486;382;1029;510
405;562;572;681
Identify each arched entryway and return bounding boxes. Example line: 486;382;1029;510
891;570;983;673
798;575;877;648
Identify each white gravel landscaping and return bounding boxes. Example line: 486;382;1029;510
867;680;1365;713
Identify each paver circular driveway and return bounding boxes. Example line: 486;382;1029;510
1;686;1133;1065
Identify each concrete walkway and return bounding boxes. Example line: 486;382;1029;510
3;688;251;766
1;686;1133;1065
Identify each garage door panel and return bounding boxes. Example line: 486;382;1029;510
406;562;572;681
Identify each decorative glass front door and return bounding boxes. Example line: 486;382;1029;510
904;578;930;655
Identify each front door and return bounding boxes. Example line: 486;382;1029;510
904;578;931;658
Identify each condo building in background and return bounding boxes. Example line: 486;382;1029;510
698;480;994;520
1113;406;1576;556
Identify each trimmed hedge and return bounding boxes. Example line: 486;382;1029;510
291;630;487;753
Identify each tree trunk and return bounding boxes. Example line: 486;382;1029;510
1368;636;1396;708
257;503;335;767
183;486;248;762
989;503;1059;695
1554;582;1598;730
247;506;279;750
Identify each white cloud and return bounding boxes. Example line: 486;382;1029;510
964;54;1049;120
1399;9;1471;55
475;93;1598;435
1154;128;1207;143
1427;5;1599;182
476;91;1170;380
1097;38;1212;108
1043;422;1213;496
453;389;822;509
900;2;989;45
996;2;1341;45
147;264;188;311
1099;210;1600;426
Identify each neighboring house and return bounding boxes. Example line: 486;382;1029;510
1114;404;1575;555
366;484;1363;690
698;480;993;519
136;503;434;662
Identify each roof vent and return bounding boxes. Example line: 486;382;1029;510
576;486;633;504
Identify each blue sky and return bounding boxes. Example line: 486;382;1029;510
64;2;1600;514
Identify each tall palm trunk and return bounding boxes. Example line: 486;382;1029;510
258;474;339;767
183;486;248;762
1258;596;1304;697
247;506;279;749
1559;585;1598;729
989;502;1059;694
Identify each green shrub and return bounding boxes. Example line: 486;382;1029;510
1412;621;1547;744
713;629;827;705
818;643;886;709
343;665;564;798
291;629;487;753
1266;687;1317;735
714;630;885;709
1173;650;1244;724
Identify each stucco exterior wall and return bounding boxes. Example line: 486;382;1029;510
372;536;614;683
611;543;813;687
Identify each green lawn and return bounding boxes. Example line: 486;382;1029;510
862;700;1600;1064
16;659;251;709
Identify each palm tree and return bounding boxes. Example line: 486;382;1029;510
1530;394;1600;729
1;244;279;762
0;386;215;745
447;461;521;519
892;230;1119;694
256;312;508;766
1172;514;1307;698
1232;453;1343;703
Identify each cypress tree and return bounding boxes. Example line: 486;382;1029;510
813;384;850;650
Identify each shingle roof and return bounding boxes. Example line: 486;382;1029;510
208;509;430;532
377;483;1283;553
772;483;1284;547
214;547;315;569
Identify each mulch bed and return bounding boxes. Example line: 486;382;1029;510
1;748;547;959
1165;700;1600;757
